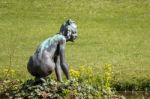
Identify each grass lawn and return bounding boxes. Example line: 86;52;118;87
0;0;150;83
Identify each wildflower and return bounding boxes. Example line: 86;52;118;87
102;64;113;94
3;68;16;78
70;69;80;79
4;69;9;73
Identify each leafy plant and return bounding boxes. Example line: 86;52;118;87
0;79;22;98
3;68;16;79
13;78;101;99
102;64;112;94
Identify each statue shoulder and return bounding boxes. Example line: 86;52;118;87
54;34;66;42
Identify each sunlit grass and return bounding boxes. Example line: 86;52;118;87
0;0;150;82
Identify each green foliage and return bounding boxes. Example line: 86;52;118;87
12;78;101;99
102;64;112;95
0;79;22;98
112;78;150;91
0;65;148;98
2;68;16;79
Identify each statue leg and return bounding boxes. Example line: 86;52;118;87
34;56;55;83
27;56;45;84
34;77;46;84
27;56;37;77
54;56;62;82
40;50;55;77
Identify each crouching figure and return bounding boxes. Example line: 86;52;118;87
27;19;77;82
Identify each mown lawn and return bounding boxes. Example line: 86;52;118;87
0;0;150;83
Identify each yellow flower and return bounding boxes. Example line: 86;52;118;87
4;69;9;73
11;69;15;73
70;69;80;79
3;68;16;78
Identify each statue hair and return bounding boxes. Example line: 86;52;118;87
59;19;75;33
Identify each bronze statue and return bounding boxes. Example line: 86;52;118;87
27;19;77;82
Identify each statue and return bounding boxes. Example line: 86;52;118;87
27;19;77;82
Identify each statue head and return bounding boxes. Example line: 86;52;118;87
59;19;77;42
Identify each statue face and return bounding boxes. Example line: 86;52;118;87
60;19;78;42
66;23;77;42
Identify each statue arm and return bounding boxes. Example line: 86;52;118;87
59;40;70;80
55;56;62;82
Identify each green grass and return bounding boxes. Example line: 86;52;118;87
0;0;150;82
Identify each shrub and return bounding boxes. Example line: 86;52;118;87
13;78;102;99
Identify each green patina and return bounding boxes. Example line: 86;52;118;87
36;34;65;57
